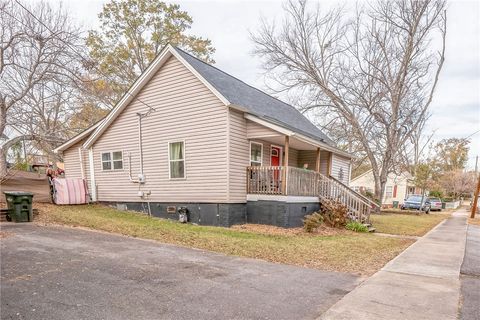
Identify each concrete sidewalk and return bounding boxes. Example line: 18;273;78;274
320;209;468;320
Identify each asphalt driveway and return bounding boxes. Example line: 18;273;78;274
0;223;359;320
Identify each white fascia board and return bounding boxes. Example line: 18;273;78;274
53;122;102;153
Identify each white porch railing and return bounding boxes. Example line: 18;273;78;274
246;166;379;222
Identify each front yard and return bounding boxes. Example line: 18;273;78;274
370;212;449;236
34;204;414;276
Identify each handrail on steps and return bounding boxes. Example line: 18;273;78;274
328;175;380;209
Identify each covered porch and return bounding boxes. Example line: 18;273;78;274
245;113;337;197
244;114;376;222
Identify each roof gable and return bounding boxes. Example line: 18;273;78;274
82;45;229;149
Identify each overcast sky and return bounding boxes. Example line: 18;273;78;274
37;0;480;169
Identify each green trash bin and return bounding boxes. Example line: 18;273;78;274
392;201;399;209
4;191;34;222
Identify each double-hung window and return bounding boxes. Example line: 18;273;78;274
385;186;393;198
169;141;185;179
102;151;123;170
250;142;263;166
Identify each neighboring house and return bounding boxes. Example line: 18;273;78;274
350;170;423;208
55;45;372;227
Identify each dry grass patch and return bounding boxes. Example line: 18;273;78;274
370;212;448;236
231;223;353;236
468;218;480;226
36;203;413;276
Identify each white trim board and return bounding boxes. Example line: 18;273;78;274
246;194;319;203
53;121;103;153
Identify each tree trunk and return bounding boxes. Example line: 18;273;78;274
0;147;7;177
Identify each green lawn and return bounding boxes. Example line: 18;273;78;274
370;213;448;236
36;204;414;276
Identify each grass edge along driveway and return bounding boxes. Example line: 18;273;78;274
32;204;416;276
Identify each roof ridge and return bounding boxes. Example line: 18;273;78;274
173;46;302;113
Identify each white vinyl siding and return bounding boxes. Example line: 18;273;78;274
331;154;351;184
246;120;282;139
91;55;228;202
63;142;83;179
228;109;249;202
63;139;91;184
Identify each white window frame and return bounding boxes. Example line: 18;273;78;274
168;140;186;180
269;144;283;166
249;141;263;166
101;151;123;171
385;185;393;198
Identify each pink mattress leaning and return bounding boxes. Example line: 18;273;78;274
53;178;89;204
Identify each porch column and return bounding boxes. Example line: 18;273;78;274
327;152;332;176
282;135;289;195
315;147;321;172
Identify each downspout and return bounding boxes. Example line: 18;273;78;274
78;147;85;180
127;113;146;184
88;147;96;202
137;113;144;179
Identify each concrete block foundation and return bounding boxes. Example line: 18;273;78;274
103;198;319;228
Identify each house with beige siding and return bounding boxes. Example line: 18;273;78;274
55;45;375;227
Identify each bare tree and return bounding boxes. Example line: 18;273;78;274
439;170;476;199
251;0;446;203
0;0;85;175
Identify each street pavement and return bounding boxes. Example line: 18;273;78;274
0;223;359;320
459;223;480;320
320;208;468;320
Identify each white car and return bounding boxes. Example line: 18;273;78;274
429;197;443;211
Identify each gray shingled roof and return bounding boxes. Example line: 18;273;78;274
174;47;334;146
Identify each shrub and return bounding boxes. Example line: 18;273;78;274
346;221;368;232
321;199;349;228
303;212;324;233
429;190;443;199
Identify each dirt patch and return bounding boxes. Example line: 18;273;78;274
1;170;51;203
231;223;353;236
0;231;14;239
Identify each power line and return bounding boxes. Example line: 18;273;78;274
465;129;480;140
11;0;157;115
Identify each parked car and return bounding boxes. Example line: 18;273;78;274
401;195;431;213
429;197;442;211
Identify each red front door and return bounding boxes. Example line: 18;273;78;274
271;146;281;166
271;146;281;191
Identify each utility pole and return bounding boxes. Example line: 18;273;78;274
471;175;480;219
475;155;478;177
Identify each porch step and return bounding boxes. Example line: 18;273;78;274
362;223;375;232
